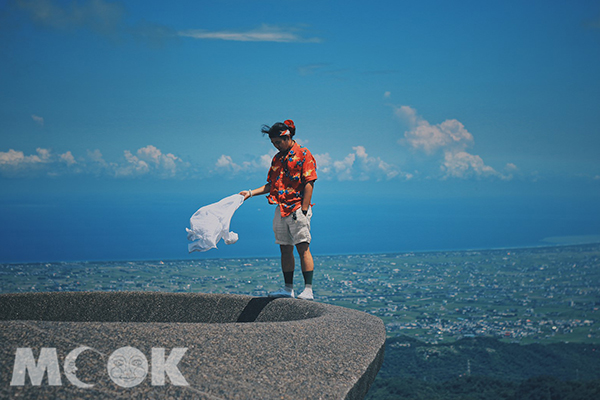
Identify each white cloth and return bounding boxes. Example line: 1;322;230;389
186;194;244;253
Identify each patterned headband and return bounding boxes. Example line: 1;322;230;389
280;119;295;136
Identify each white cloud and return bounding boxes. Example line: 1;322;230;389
31;114;44;127
14;1;321;46
317;146;407;181
36;148;51;161
395;105;474;154
212;147;404;182
1;144;409;182
384;91;391;99
395;105;514;180
179;24;321;43
333;152;356;181
505;163;518;172
87;149;108;166
59;151;76;166
116;145;187;177
213;150;277;177
137;145;163;164
117;150;150;177
215;155;241;172
441;151;497;179
258;154;273;170
441;152;517;180
135;145;182;177
313;153;332;175
0;148;53;177
0;145;188;178
0;148;45;166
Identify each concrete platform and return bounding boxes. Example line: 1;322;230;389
0;292;385;399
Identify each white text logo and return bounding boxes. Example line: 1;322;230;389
10;346;189;388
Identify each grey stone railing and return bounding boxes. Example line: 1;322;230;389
0;292;385;399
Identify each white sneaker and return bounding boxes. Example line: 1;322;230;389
297;288;314;300
268;287;295;298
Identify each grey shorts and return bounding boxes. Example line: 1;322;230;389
273;206;312;246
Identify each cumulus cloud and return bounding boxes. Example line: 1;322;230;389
1;144;409;182
0;145;188;178
87;148;109;166
118;150;150;177
137;145;182;176
316;146;408;181
332;152;356;181
395;105;514;180
59;151;76;166
213;150;276;176
0;148;58;177
395;105;474;154
212;146;405;182
215;155;241;172
441;151;497;179
0;148;46;166
116;145;187;177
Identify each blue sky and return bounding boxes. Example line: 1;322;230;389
1;0;600;262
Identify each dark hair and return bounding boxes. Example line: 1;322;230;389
261;120;296;139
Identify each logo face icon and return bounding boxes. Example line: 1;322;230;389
107;347;148;388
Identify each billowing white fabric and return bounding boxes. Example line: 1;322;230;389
186;194;244;253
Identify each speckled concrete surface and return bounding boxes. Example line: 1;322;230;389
0;292;385;399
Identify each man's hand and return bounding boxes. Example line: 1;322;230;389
239;191;251;201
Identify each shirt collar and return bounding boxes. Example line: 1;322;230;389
277;140;298;158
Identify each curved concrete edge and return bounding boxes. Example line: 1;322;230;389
0;291;326;323
0;292;386;400
344;343;385;400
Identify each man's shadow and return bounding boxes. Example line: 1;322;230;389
236;297;276;322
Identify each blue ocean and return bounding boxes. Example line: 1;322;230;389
1;189;599;263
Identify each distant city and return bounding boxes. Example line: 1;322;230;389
1;243;598;344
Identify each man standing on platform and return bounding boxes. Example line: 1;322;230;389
240;119;317;300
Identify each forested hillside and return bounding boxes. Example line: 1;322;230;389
366;336;600;399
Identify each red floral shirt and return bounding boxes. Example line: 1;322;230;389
267;141;317;217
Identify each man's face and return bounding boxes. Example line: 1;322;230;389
270;136;293;152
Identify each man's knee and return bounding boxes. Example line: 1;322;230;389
280;245;294;256
295;242;310;255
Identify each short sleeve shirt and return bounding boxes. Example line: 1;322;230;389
267;141;317;217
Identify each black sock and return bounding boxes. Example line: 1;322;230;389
302;270;313;286
283;270;294;286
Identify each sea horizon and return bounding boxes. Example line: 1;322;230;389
3;236;599;266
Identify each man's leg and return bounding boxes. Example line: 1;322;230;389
296;242;314;300
269;245;295;298
280;244;295;272
280;244;295;288
295;242;313;272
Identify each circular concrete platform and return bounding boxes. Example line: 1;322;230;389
0;292;385;399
